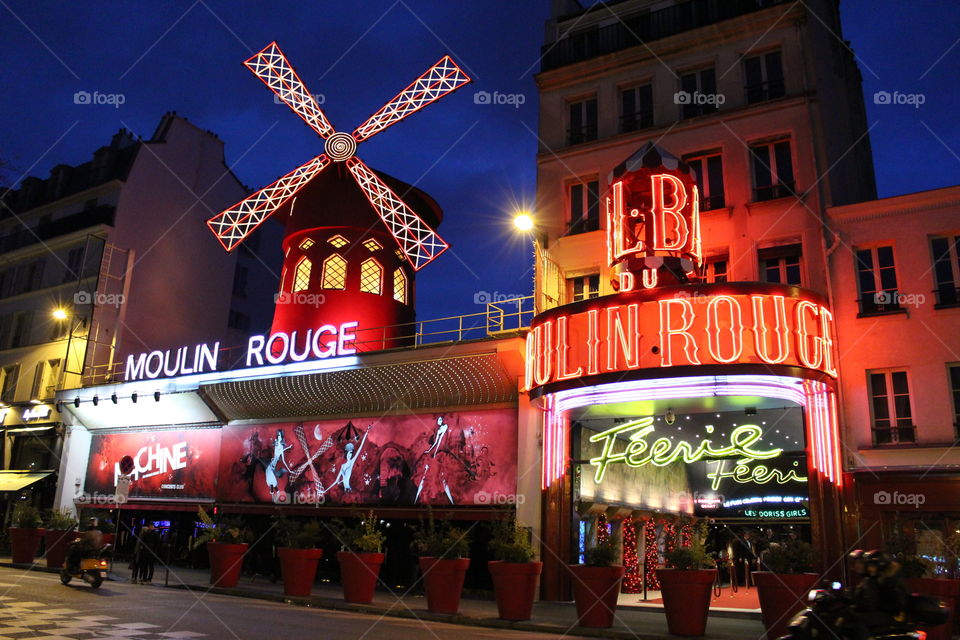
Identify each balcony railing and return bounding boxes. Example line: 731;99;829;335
935;286;960;307
0;205;115;254
620;112;654;133
541;0;791;71
753;181;796;202
745;79;786;104
567;125;598;146
872;423;916;445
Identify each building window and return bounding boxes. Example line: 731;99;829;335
699;256;728;283
569;274;600;302
568;180;600;234
327;235;349;249
29;360;58;401
321;254;347;290
759;244;803;286
11;433;56;470
299;238;315;250
393;268;407;304
14;260;45;295
931;235;960;306
10;312;32;348
620;84;653;132
568;97;598;145
1;365;19;403
292;257;311;293
856;246;900;314
359;259;382;295
64;247;84;283
750;139;795;201
228;309;250;331
232;264;248;297
744;51;785;104
869;370;915;445
685;151;725;210
362;239;382;252
950;365;960;435
679;67;718;119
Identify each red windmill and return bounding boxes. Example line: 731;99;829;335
207;42;471;346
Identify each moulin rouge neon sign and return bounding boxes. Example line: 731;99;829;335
588;417;807;491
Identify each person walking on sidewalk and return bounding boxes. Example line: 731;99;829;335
135;522;162;584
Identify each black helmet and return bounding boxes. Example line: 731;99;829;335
863;550;891;570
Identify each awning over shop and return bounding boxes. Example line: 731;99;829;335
0;471;52;492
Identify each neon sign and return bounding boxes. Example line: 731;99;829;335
588;418;782;483
525;285;837;392
124;321;359;381
705;458;807;491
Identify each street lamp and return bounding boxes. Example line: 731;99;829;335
513;211;535;232
52;308;68;321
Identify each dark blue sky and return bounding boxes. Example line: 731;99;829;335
1;1;958;326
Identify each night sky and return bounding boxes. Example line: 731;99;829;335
1;1;958;330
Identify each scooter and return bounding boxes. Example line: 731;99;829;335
778;581;948;640
60;543;112;589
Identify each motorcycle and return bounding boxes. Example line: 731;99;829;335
778;581;948;640
60;542;112;588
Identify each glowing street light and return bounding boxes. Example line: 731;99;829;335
513;212;534;232
52;308;68;321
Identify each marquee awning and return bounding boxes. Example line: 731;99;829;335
0;471;52;492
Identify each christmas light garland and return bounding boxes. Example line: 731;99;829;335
644;518;659;590
623;520;641;593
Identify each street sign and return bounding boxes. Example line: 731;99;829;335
119;455;135;475
115;474;131;503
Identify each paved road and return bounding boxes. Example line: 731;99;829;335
0;566;586;639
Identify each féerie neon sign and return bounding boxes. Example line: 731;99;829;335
588;417;781;483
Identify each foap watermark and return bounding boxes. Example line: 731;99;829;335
873;291;925;308
73;90;126;109
873;90;925;109
473;90;526;109
272;490;326;506
474;290;525;305
275;92;324;106
474;490;525;505
74;491;125;505
873;490;925;508
674;90;725;107
275;291;327;308
75;290;125;308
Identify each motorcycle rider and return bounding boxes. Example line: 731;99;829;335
852;550;909;636
67;517;104;572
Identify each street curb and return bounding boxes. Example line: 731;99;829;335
165;582;727;639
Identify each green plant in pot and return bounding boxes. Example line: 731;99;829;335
43;509;79;569
414;508;472;615
656;520;717;637
569;533;624;629
488;517;542;621
272;516;324;597
755;538;820;640
332;511;386;604
12;504;42;528
199;507;252;588
9;503;44;564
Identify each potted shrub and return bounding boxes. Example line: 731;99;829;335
754;539;819;640
333;511;386;604
198;507;251;588
656;523;717;637
273;517;324;597
488;517;541;621
9;503;44;564
413;510;471;615
568;537;624;628
43;509;78;569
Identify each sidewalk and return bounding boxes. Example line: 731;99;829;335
2;559;767;639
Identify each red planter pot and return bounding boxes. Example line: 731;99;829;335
278;547;323;597
43;530;76;569
906;577;960;640
656;568;717;637
489;561;543;621
9;527;44;564
207;542;248;588
568;564;625;628
754;572;819;640
338;551;385;604
419;557;471;615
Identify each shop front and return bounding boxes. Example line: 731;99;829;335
0;402;63;520
527;151;844;599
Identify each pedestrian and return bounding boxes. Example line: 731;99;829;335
135;522;162;584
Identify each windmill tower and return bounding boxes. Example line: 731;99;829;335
206;43;471;348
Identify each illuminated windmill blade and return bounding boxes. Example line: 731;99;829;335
207;154;331;252
345;157;449;270
352;55;471;143
244;41;336;139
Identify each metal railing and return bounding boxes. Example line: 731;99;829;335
81;296;535;385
